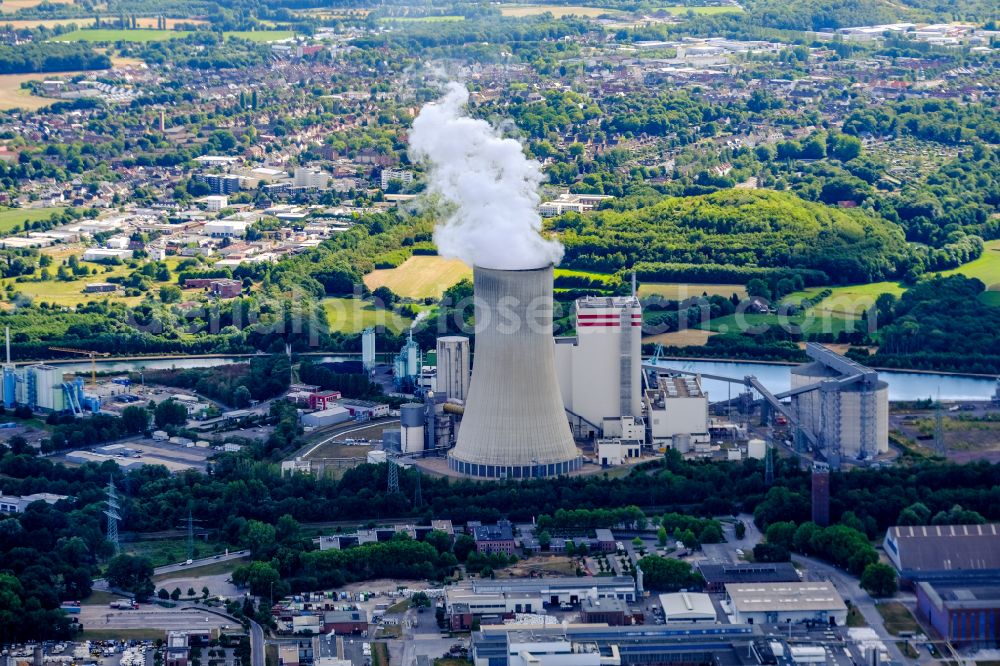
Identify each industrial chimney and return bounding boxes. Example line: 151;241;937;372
448;265;581;479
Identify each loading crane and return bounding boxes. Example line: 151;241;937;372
48;347;110;387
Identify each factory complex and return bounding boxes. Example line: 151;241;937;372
346;264;893;481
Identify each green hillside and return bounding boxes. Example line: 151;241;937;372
556;189;911;284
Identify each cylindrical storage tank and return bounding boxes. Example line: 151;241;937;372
382;428;401;452
367;450;388;464
2;367;15;408
448;265;581;479
727;449;742;461
790;362;837;441
402;424;424;453
836;381;889;459
747;438;767;460
401;403;424;427
673;433;692;453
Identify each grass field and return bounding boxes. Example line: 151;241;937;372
123;538;230;569
81;590;122;606
322;297;414;334
639;282;746;300
364;255;471;299
0;207;62;235
1;259;140;308
876;602;921;636
151;557;247;584
942;239;1000;287
784;282;907;317
499;4;623;16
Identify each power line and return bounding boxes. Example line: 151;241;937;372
104;476;121;556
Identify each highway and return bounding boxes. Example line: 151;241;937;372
93;550;249;591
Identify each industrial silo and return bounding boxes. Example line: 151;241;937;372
448;265;581;479
400;403;425;453
791;361;888;461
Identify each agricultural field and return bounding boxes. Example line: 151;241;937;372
0;207;63;235
0;72;78;109
52;28;191;42
498;4;623;17
134;17;207;29
0;0;73;12
322;296;414;334
642;329;716;347
0;17;95;29
639;282;746;300
363;255;471;299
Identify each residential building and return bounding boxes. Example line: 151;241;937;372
474;522;516;556
379;168;412;190
198;173;242;194
201;195;229;212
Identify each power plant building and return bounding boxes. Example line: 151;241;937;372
2;364;86;414
436;336;470;402
555;295;642;438
448;266;581;479
644;375;710;451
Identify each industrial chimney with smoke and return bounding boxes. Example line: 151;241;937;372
447;265;581;479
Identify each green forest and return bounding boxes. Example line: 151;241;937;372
555;189;913;283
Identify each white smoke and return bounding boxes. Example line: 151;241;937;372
408;82;564;270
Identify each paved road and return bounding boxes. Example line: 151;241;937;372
94;551;249;592
249;620;265;666
793;554;907;664
388;606;459;666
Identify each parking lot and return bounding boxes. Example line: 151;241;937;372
78;605;232;632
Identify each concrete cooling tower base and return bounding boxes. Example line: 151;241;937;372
447;265;582;480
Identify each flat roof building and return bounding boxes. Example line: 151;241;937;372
659;592;717;622
884;524;1000;585
471;623;754;666
725;582;848;626
470;576;639;604
699;562;800;592
916;582;1000;648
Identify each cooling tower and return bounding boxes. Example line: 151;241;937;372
448;265;581;479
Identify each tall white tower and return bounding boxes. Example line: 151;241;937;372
448;265;581;479
555;295;642;432
436;336;470;402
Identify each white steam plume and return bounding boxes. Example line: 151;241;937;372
408;82;564;270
